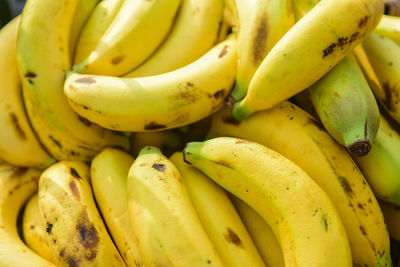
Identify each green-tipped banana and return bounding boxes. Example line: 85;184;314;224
127;146;223;266
38;161;126;266
230;0;295;101
64;35;237;132
124;0;223;77
232;0;383;121
374;15;400;44
184;137;352;267
308;55;380;156
170;152;265;267
207;102;391;266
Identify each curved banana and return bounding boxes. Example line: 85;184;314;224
17;0;129;161
0;16;54;169
65;35;237;132
91;148;143;267
232;0;383;121
38;161;126;266
184;137;352;267
74;0;124;64
207;102;391;266
170;152;265;267
73;0;182;76
308;55;380;156
374;15;400;44
230;195;284;267
230;0;295;101
22;194;55;263
124;0;223;77
379;201;400;241
0;164;55;267
127;146;223;266
131;130;182;157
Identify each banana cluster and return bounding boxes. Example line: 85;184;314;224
2;0;400;266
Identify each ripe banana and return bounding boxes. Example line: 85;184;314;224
308;55;380;156
17;0;129;161
130;130;182;157
0;16;54;169
374;15;400;44
74;0;124;64
22;193;55;263
291;0;320;20
230;0;295;101
91;148;143;267
379;201;400;241
232;0;383;121
127;146;223;266
73;0;182;76
184;137;352;267
0;164;55;267
230;195;284;267
170;152;265;267
64;35;237;132
207;102;391;266
124;0;223;77
38;161;126;266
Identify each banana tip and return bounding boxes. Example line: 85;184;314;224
347;139;371;157
232;101;252;122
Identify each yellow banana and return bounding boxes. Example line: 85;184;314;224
170;152;265;267
64;35;237;132
17;0;129;161
0;164;55;267
0;16;54;168
379;201;400;241
73;0;182;76
207;102;391;266
127;146;223;267
230;195;284;267
232;0;383;121
184;137;352;267
74;0;124;64
230;0;295;101
374;15;400;44
124;0;223;77
22;193;55;263
38;161;126;266
91;148;143;267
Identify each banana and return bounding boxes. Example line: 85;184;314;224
74;0;124;64
230;0;295;101
38;161;126;266
22;194;55;263
73;0;182;76
374;15;400;44
64;35;237;132
362;32;400;124
291;0;320;20
90;148;143;267
184;137;352;267
230;195;284;267
207;102;391;266
170;152;265;267
17;0;129;161
131;130;182;157
379;201;400;241
124;0;223;77
0;16;54;169
0;164;55;267
127;146;223;266
308;55;380;156
232;0;383;121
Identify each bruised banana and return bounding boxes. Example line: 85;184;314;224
232;0;383;121
0;165;55;267
230;0;295;101
374;15;400;44
170;152;265;267
124;0;223;77
22;193;55;263
0;16;54;169
184;137;352;267
17;0;129;161
91;148;143;267
127;146;223;266
73;0;182;76
38;161;126;266
207;102;391;266
65;35;237;132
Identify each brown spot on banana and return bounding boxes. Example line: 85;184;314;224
219;45;229;58
224;228;242;246
9;113;26;140
111;55;125;65
144;122;167;130
252;14;268;63
70;168;82;179
152;164;166;172
69;180;80;200
75;77;96;84
75;210;99;257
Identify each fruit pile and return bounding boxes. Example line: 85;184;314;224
1;0;400;266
